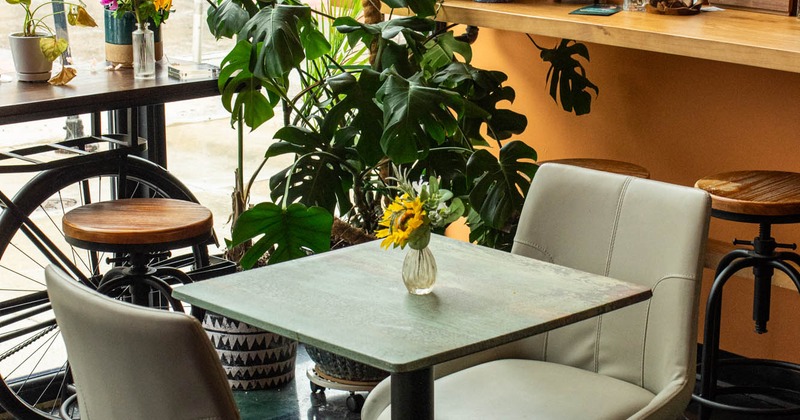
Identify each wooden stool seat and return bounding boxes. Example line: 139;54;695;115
695;170;800;221
540;158;650;179
63;198;214;253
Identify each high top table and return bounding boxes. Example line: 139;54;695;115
174;235;651;419
0;63;218;167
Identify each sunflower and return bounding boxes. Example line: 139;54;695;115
377;194;427;249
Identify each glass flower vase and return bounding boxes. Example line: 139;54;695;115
132;22;155;80
402;246;437;295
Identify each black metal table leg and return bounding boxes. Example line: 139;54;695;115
391;367;434;420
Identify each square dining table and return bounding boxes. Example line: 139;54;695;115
173;234;652;420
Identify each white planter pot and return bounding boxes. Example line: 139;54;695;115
8;33;53;82
203;312;298;390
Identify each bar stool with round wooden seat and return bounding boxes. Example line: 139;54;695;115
62;198;214;314
693;170;800;419
538;158;650;179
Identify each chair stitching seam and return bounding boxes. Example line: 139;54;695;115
605;177;631;277
597;177;632;372
640;292;652;386
511;240;554;262
641;274;696;386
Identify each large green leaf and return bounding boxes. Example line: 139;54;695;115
266;126;356;215
299;21;331;61
324;70;385;166
431;63;527;145
335;16;435;74
231;202;333;268
240;5;311;79
377;71;464;163
406;147;472;199
218;40;280;130
421;32;472;72
206;0;250;40
467;141;538;229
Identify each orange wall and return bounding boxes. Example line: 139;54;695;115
469;28;800;362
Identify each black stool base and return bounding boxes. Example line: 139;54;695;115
96;252;205;320
693;358;800;417
694;223;800;419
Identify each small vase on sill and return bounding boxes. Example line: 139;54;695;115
132;22;155;79
104;9;162;67
402;245;437;295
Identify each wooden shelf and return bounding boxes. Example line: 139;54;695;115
399;0;800;73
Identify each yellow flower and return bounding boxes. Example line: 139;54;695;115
154;0;171;12
376;194;426;249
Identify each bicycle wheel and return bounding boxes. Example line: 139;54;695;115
0;154;213;419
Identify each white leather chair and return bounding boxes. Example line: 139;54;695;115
46;264;240;420
362;163;711;420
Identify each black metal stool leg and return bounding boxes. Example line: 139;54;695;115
699;257;758;420
696;233;800;419
152;266;205;320
97;274;185;312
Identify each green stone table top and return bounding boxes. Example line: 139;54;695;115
174;235;651;373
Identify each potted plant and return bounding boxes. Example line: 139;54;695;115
200;0;368;391
6;0;96;83
204;0;598;395
101;0;171;67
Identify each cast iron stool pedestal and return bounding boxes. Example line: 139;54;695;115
62;198;214;318
693;170;800;419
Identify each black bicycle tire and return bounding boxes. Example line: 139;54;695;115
0;154;211;419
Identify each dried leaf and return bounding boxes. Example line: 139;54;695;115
48;67;77;85
74;7;98;28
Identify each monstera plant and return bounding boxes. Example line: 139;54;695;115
205;0;601;265
204;0;599;393
206;0;538;265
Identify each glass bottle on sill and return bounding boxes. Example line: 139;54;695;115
132;22;155;80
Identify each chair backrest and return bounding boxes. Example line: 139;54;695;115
510;163;710;397
46;265;239;420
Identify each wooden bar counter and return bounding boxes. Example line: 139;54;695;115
391;0;800;73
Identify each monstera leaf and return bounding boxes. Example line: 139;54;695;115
467;140;538;229
432;63;527;145
230;202;333;269
421;32;472;71
219;40;281;130
377;70;464;164
266;126;357;215
239;5;328;79
324;70;385;166
206;0;250;40
535;38;598;116
334;16;435;76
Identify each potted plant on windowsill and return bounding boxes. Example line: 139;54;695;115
6;0;96;83
100;0;171;67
